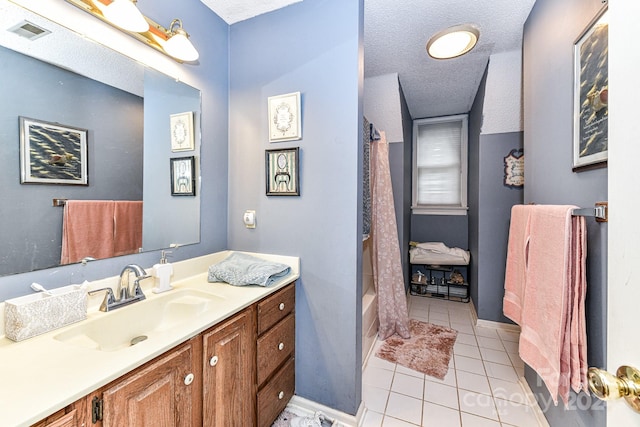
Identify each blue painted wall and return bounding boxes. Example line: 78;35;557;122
476;131;523;323
411;215;469;250
524;0;607;425
469;63;524;324
0;0;229;301
227;0;364;415
468;65;485;312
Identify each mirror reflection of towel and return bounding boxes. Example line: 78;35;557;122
61;201;115;264
114;201;142;256
61;200;143;264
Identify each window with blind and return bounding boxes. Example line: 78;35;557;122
412;114;468;215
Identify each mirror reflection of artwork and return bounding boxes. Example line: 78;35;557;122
19;117;88;185
265;147;300;196
170;156;196;196
268;92;302;142
573;8;608;170
170;111;195;152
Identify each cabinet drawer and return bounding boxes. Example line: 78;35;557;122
257;283;295;335
257;357;295;427
257;313;295;386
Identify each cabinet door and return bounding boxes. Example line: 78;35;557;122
202;307;256;427
31;408;78;427
101;338;201;427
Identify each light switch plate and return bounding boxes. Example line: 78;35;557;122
243;210;256;228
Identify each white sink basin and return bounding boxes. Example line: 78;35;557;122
54;289;226;352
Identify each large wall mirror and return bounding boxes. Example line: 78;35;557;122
0;1;201;277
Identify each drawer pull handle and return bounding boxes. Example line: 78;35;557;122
278;391;284;400
210;356;219;367
279;302;285;311
184;373;195;386
278;342;285;351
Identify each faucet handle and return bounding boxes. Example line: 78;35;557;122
132;275;151;299
88;287;116;312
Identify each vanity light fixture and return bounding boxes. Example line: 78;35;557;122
92;0;148;33
162;19;199;62
65;0;200;63
427;24;480;60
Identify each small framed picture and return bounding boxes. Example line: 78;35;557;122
170;156;196;196
265;147;300;196
19;116;88;185
573;6;608;171
268;92;301;142
170;111;195;152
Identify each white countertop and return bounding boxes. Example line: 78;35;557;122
0;251;299;427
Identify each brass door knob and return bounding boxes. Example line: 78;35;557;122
588;366;640;413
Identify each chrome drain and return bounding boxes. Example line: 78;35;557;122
130;335;148;346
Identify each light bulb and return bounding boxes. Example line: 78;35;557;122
101;0;149;33
164;29;199;62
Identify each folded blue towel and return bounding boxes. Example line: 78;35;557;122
207;252;291;287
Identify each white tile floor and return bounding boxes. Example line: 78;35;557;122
361;296;544;427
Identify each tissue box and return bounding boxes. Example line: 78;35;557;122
4;285;88;342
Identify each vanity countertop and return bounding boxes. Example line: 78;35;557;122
0;251;299;427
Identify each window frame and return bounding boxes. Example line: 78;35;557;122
411;114;469;216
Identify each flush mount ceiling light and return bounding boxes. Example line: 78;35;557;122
427;24;480;60
65;0;200;63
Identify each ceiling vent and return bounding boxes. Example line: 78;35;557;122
7;20;51;41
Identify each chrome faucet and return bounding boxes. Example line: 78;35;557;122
118;264;149;301
88;264;150;312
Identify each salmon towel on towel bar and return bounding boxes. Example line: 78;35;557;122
503;205;588;406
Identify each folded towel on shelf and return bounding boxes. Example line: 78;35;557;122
207;252;291;287
409;242;470;265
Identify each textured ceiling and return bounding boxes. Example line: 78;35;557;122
202;0;535;119
365;0;536;119
200;0;303;24
2;0;536;121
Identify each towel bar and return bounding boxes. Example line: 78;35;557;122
572;202;607;223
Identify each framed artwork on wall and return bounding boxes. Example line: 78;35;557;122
265;147;299;196
268;92;301;142
170;156;196;196
170;111;195;152
19;116;88;185
503;149;524;188
573;6;608;171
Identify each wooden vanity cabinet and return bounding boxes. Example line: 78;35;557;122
32;281;296;427
256;284;295;427
88;336;202;427
202;305;256;426
31;406;84;427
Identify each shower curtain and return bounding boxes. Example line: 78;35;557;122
371;130;411;340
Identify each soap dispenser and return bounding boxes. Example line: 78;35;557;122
152;250;174;294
